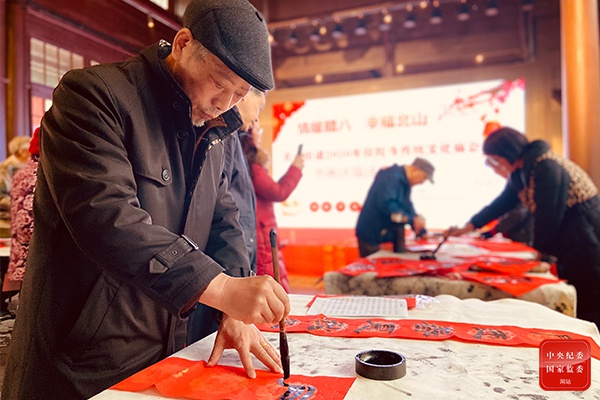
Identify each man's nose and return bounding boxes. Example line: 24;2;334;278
214;92;236;112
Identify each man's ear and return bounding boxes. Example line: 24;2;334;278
171;28;194;61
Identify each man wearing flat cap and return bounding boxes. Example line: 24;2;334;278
356;157;435;257
2;0;289;399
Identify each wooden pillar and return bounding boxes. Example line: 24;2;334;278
382;30;394;78
6;0;29;147
560;0;600;184
0;0;7;159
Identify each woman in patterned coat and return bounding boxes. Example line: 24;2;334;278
3;128;40;295
446;127;600;327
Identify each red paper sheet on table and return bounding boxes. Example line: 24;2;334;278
465;238;536;253
466;258;542;275
338;257;470;277
455;270;561;297
113;358;355;399
258;315;600;361
337;256;558;296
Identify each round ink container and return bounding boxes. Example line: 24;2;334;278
355;349;407;381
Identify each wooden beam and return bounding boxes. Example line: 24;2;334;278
120;0;181;31
275;46;386;80
274;29;524;82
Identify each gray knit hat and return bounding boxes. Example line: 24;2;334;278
183;0;274;91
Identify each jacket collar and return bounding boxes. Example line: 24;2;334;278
521;140;551;172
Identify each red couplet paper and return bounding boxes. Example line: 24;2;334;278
112;357;196;391
112;358;355;400
258;315;600;361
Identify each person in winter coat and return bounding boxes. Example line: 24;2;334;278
445;126;600;328
355;157;435;257
1;128;41;305
0;136;31;238
2;1;290;399
479;155;533;245
186;88;265;344
251;146;303;292
225;87;266;272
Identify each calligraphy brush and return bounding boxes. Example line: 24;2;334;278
432;234;448;255
420;234;449;260
269;228;291;381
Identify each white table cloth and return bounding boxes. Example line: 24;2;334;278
93;294;600;399
324;247;577;317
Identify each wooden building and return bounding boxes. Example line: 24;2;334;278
0;0;598;178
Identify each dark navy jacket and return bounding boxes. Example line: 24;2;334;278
356;164;418;245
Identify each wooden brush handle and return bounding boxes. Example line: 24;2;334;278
269;228;282;286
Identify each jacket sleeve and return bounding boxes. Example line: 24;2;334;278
377;179;416;222
530;159;570;254
494;203;530;235
204;167;251;279
40;68;224;316
252;163;302;202
470;182;521;229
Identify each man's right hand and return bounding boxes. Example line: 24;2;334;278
443;222;475;238
199;273;290;325
413;215;426;234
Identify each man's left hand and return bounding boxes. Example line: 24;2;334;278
206;314;283;379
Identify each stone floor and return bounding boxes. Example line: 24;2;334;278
0;294;18;397
0;318;14;389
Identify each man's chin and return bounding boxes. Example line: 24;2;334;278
192;119;206;128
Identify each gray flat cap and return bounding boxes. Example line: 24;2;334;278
412;157;435;183
183;0;274;91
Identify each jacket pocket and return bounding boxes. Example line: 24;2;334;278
55;272;174;395
132;163;173;187
57;271;120;366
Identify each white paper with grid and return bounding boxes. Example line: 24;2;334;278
306;296;408;318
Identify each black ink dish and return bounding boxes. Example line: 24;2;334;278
419;252;436;260
355;349;407;381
